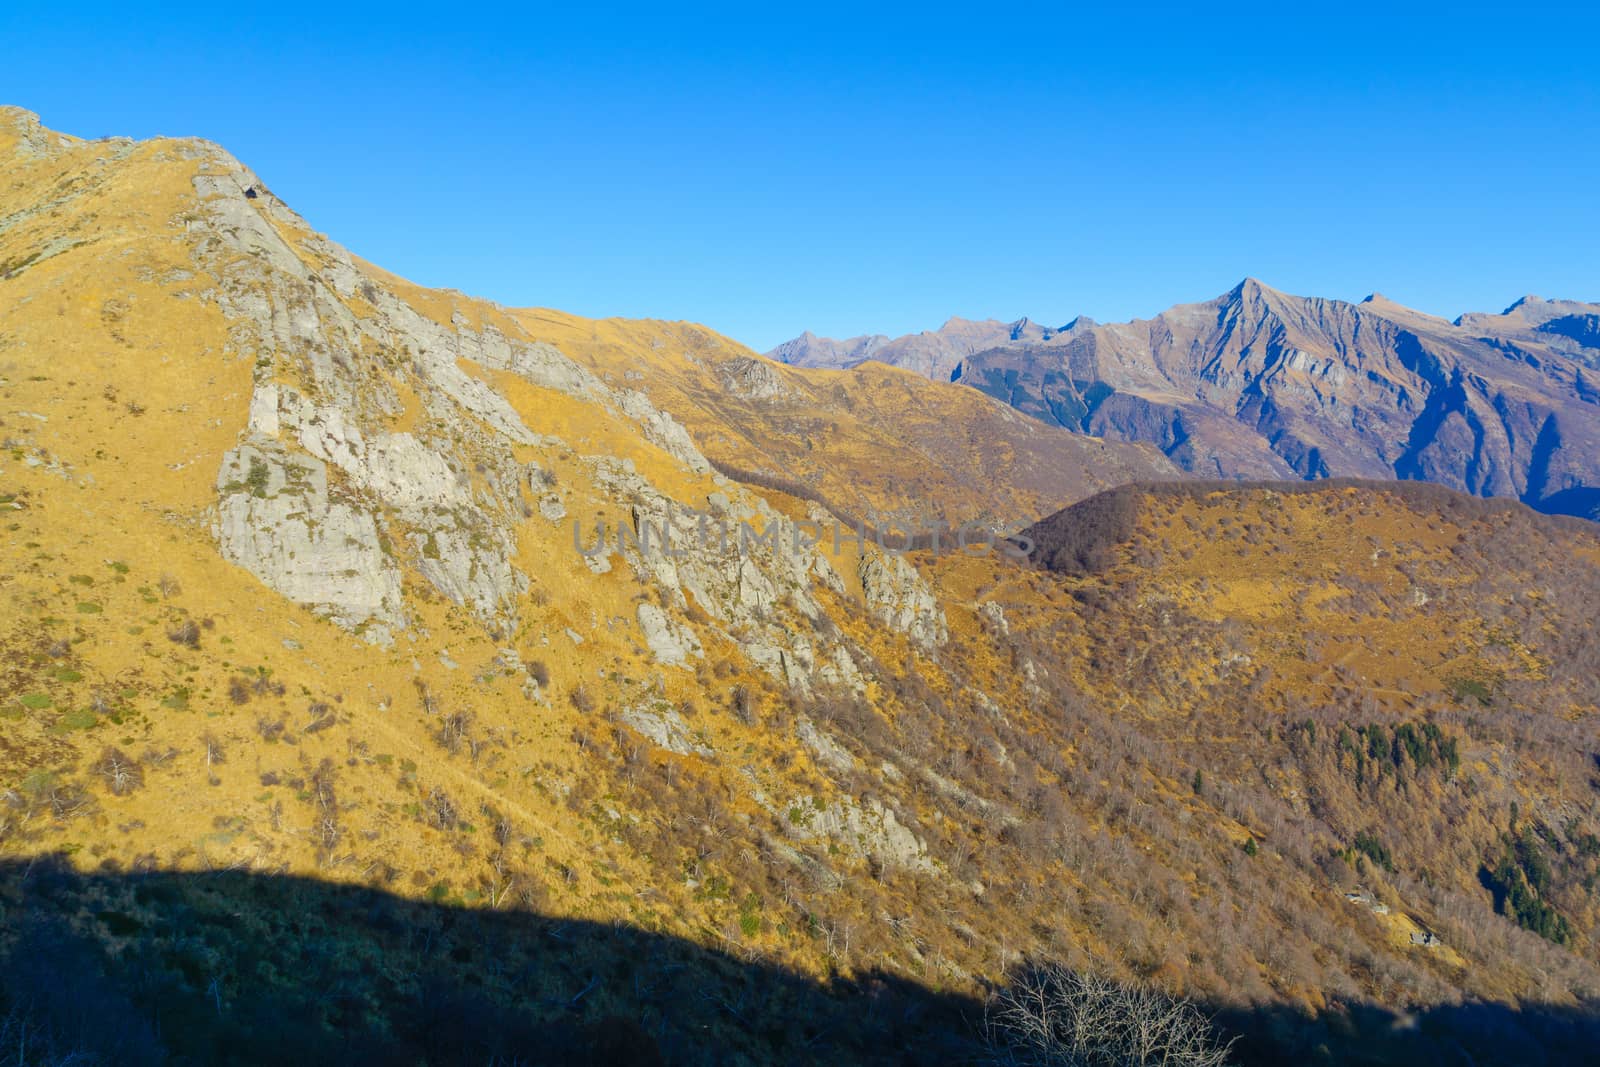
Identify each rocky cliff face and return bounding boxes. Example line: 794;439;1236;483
0;104;985;898
174;136;958;707
774;281;1600;517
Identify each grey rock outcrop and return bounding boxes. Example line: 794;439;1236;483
637;603;703;667
620;701;712;757
717;355;791;401
796;717;856;775
783;793;932;873
859;552;948;650
186;144;733;641
215;442;403;642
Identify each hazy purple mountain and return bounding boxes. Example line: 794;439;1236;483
770;281;1600;518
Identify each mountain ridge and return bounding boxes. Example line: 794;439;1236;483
770;280;1600;517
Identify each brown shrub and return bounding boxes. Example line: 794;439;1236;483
91;747;144;796
167;619;200;648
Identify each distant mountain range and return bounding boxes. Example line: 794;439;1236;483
770;281;1600;518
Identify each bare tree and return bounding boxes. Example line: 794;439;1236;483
91;747;144;796
310;758;341;860
426;786;459;830
985;963;1234;1067
167;618;200;648
201;733;225;785
434;710;473;755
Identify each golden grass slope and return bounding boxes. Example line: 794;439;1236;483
509;307;1177;526
1019;483;1600;717
0;106;897;961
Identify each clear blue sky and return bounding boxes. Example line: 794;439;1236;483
5;3;1597;351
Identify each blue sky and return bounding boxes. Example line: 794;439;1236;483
4;3;1597;350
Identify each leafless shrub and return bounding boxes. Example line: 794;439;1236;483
252;673;286;697
256;718;286;742
228;677;252;705
528;660;551;687
731;685;754;725
158;574;182;598
310;758;341;859
91;747;144;796
426;785;459;830
26;777;94;821
569;685;596;713
167;619;200;648
985;963;1234;1067
201;732;225;784
434;710;474;755
304;702;336;734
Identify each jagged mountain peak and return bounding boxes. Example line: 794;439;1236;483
1228;275;1280;297
1217;276;1299;312
1454;293;1600;338
1354;291;1456;329
932;314;1007;335
1504;293;1546;314
777;279;1600;516
767;328;890;368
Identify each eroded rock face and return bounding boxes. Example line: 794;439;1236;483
620;701;711;757
717;355;790;401
637;603;703;667
1;107;76;161
782;793;932;873
188;149;730;642
859;552;948;650
618;389;710;473
412;517;525;627
215;441;403;642
796;717;856;775
585;458;868;692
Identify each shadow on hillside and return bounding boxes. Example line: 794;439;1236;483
2;856;1598;1065
0;855;978;1066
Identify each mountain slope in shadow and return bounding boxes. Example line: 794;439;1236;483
4;858;1599;1066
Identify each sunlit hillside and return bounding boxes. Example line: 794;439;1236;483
3;107;1599;1065
507;307;1175;527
